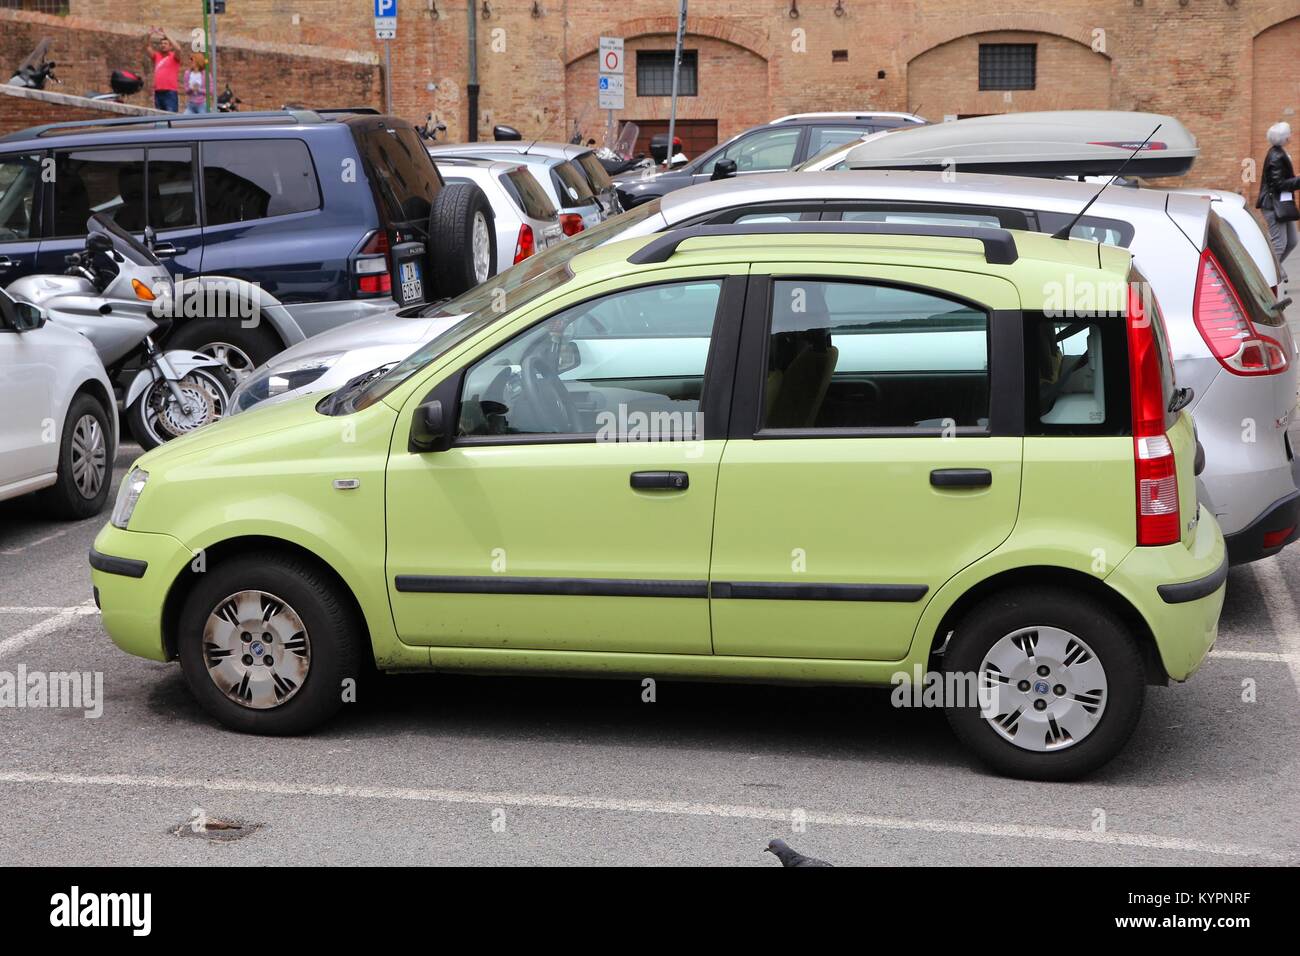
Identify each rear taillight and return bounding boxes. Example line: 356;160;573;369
559;213;585;237
513;224;536;264
1129;285;1180;546
353;230;392;297
1193;250;1288;375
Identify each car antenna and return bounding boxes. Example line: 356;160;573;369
1051;123;1161;240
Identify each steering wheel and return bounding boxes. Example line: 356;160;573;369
518;351;580;433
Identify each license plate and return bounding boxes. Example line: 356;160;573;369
398;260;423;304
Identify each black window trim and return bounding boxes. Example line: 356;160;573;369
435;273;747;450
728;273;1023;440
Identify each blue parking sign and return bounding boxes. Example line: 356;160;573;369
374;0;396;16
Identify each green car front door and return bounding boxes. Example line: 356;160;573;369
709;269;1025;661
385;271;743;654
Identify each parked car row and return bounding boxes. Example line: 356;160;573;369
1;106;1294;781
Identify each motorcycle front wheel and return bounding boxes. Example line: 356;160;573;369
127;368;230;450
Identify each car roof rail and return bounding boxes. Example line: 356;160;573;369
627;222;1019;265
0;108;327;142
313;107;382;115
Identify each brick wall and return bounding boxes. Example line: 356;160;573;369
0;85;165;138
7;1;1299;196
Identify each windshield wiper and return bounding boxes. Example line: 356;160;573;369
321;363;397;415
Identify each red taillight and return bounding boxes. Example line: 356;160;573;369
559;213;585;237
1193;250;1288;375
1263;526;1295;549
1129;284;1180;546
513;224;536;264
353;230;392;297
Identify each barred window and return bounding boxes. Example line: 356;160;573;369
636;50;698;97
978;43;1037;91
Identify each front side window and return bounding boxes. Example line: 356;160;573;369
762;279;989;430
147;145;197;231
202;139;321;226
701;128;801;175
0;153;40;241
459;279;723;439
53;147;146;236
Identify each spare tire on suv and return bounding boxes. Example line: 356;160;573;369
428;181;496;299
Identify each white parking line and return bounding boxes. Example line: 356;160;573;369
0;769;1290;862
0;605;98;660
1249;559;1300;695
1209;649;1300;664
0;521;92;556
0;607;89;614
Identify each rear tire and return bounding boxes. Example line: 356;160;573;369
942;587;1145;781
165;319;283;391
40;392;113;519
428;181;496;299
177;551;365;735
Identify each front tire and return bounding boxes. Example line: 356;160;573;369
126;368;229;450
942;587;1145;781
40;392;113;519
177;551;365;735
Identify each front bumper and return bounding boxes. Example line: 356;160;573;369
1223;489;1300;565
88;524;195;662
1107;505;1227;682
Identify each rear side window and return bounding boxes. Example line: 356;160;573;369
0;153;41;240
352;122;442;225
1207;211;1283;327
499;167;556;221
762;279;989;431
1034;211;1134;247
148;146;197;231
202;139;320;225
552;161;595;205
1024;311;1131;435
574;152;613;192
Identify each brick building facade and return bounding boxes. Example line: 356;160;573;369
3;1;1298;194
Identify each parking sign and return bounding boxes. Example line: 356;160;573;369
374;0;396;39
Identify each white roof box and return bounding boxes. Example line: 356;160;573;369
844;110;1197;178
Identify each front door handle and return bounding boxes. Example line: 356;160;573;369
631;471;689;491
151;242;180;257
930;468;992;488
0;256;14;269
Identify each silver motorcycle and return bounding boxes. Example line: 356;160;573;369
5;215;231;450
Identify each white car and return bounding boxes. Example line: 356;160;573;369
0;288;117;517
434;158;564;275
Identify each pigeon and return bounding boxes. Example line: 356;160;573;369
765;838;833;867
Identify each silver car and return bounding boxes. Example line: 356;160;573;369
233;171;1299;565
434;158;564;275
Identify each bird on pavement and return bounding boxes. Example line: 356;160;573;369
765;838;833;867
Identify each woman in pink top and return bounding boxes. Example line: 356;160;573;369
144;30;181;113
184;53;208;113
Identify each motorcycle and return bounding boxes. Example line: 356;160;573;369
8;39;59;91
216;84;241;112
5;215;233;451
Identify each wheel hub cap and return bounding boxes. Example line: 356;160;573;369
979;626;1108;752
202;590;311;710
70;414;106;499
471;213;491;283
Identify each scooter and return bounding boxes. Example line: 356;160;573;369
8;39;59;90
5;215;232;451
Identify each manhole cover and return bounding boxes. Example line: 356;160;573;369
170;815;263;843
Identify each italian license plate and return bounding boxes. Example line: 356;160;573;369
398;260;423;305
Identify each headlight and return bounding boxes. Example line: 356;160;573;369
230;355;339;414
111;467;149;530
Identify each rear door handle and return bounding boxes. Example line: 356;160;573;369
151;242;180;256
631;471;689;491
930;468;992;488
0;256;14;269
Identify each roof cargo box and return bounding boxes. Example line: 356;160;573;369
844;111;1197;178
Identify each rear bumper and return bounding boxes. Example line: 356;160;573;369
1223;489;1300;565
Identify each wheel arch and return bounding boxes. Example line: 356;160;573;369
70;376;118;451
160;534;372;662
926;565;1168;685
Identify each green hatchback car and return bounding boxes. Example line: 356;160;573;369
90;222;1226;780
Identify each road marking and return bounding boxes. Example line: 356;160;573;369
0;607;91;614
0;769;1290;862
1249;559;1300;695
1209;649;1300;664
0;605;98;660
0;521;93;556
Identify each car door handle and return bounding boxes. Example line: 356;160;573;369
930;468;992;488
0;256;14;269
630;471;689;491
151;242;180;256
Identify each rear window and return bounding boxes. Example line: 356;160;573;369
499;167;556;221
552;160;596;206
1207;211;1284;327
352;121;443;225
574;151;613;192
202;139;320;225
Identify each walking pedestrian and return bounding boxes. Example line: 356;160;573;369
144;30;181;113
1257;121;1300;284
184;52;208;113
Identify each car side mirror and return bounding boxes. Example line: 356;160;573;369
0;290;44;332
711;158;738;181
408;399;449;453
493;124;523;142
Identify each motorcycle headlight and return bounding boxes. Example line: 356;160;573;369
111;467;149;530
231;355;339;414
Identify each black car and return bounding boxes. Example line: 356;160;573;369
614;112;927;208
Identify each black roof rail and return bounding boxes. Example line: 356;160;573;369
627;222;1019;266
313;107;382;115
0;108;326;142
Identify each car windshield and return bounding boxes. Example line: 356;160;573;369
351;264;575;412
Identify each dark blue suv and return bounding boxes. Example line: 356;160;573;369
0;109;494;374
